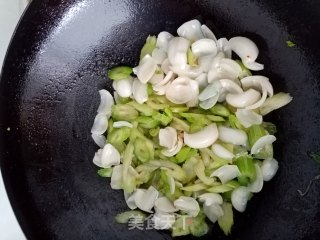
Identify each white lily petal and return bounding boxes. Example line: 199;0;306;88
137;58;157;84
139;54;153;65
247;164;264;193
161;58;171;74
211;143;235;160
91;113;108;135
231;186;250;212
124;191;138;210
93;149;102;167
220;79;243;93
261;158;279;181
155;197;177;213
203;204;224;223
229;36;259;63
235;109;263;128
152;48;167;65
174;196;200;217
167;37;190;67
170;64;203;79
208;58;241;82
153;212;176;230
153;82;170;95
159;127;178;149
132;78;148;104
115;78;133;98
91;134;106;148
226;89;261;108
97;89;114;116
110;164;123;189
186;80;200;107
216;38;232;58
177;19;204;41
95;143;121;168
251;135;276;155
201;24;217;41
149;71;164;85
259;92;293;116
199;80;222;101
195;73;208;89
211;165;240;184
198;54;216;73
218;126;248;146
132;66;139;75
199;94;219;109
162;135;183;157
241;76;273;97
243;61;264;71
169;175;176;194
165;77;196;104
184;123;219;148
113;121;133;128
245;87;268;109
198;193;223;206
191;38;217;57
135;186;159;213
156;31;174;52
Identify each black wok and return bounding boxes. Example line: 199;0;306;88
0;0;320;239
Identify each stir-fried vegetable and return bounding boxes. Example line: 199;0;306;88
90;19;292;237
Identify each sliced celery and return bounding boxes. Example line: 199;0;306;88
128;101;156;116
170;117;190;132
134;137;154;163
236;155;256;183
228;114;243;129
206;115;226;122
136;116;160;129
112;104;139;121
210;104;230;117
247;124;266;148
97;168;113;177
218;202;234;235
140;35;157;60
107;66;133;80
175;146;197;163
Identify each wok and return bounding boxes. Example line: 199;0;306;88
0;0;320;239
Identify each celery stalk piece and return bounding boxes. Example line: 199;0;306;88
228;114;243;129
107;127;131;152
112;104;139;121
218;202;234;235
107;66;133;80
97;168;113;177
149;127;160;137
206;180;240;193
210;104;230;117
178;112;211;125
262;122;277;135
189;211;209;237
152;112;172;126
140;35;157;60
172;215;191;237
181;183;209;192
236;155;256;183
128;101;156;116
115;210;146;224
194;158;215;185
170;106;190;113
134;137;154;163
247;124;266;148
175;147;197;163
170;117;190;132
136;116;160;129
182;157;199;182
206;115;226;122
122;142;136;193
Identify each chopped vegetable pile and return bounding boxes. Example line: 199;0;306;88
91;19;292;237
